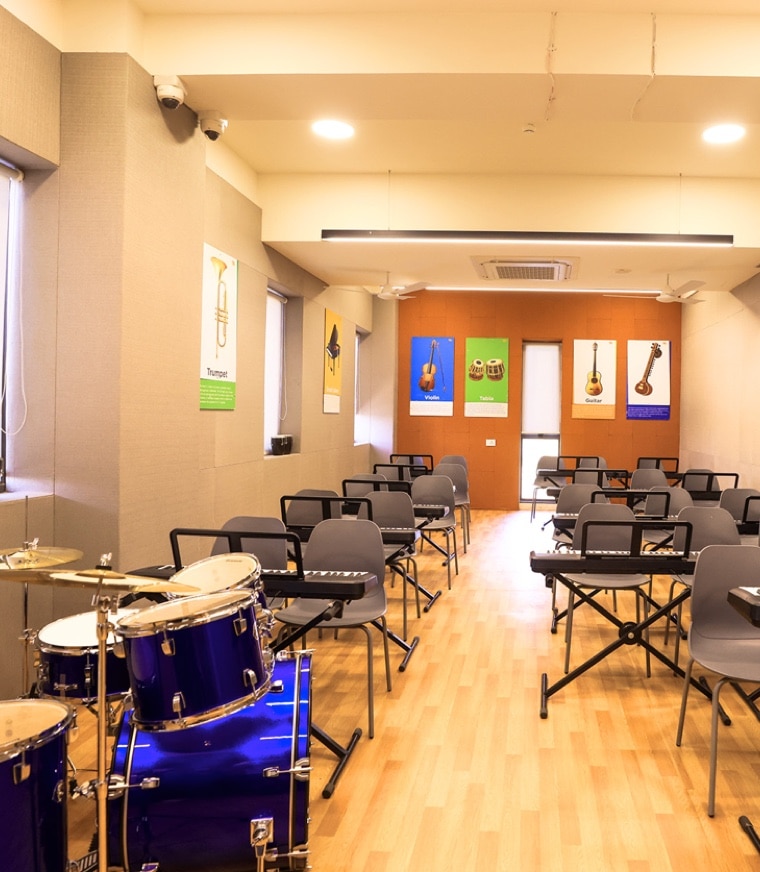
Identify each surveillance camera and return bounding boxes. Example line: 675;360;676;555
153;75;187;110
199;113;228;141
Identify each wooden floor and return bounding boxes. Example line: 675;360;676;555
65;509;760;870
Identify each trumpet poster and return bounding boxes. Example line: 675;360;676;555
464;338;509;417
323;309;342;414
626;339;671;420
200;243;238;410
572;339;616;419
410;336;454;416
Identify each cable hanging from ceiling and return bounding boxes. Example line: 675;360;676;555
544;11;558;123
630;13;657;121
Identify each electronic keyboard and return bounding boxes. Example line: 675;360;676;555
728;587;760;627
530;549;698;576
260;568;378;600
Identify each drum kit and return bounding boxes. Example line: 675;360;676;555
0;545;312;872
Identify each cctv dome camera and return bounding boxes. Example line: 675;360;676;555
153;75;187;110
199;113;228;141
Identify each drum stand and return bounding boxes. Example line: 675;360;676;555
272;600;362;799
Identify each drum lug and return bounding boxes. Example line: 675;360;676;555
171;692;185;715
106;773;161;799
233;612;248;635
12;754;30;785
250;817;274;872
243;668;259;688
160;632;175;656
263;757;311;781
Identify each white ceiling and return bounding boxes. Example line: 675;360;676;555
131;1;760;297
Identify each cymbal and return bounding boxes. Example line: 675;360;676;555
0;546;84;569
0;567;199;594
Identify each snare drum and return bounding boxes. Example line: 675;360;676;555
0;698;74;872
116;590;274;731
169;552;261;597
35;609;135;702
486;358;505;380
108;653;311;872
468;358;485;381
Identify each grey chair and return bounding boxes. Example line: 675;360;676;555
718;487;760;540
630;467;669;490
530;454;558;522
359;490;421;639
558;502;653;675
641;486;694;547
274;518;392;738
281;488;341;545
549;483;606;550
342;473;388;499
675;544;760;816
411;473;459;588
439;453;469;473
433;461;471;551
680;468;721;506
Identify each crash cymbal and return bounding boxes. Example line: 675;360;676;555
0;567;199;594
0;546;83;569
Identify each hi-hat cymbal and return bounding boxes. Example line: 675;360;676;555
0;546;84;569
0;567;199;594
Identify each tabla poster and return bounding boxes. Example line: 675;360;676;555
572;339;616;419
200;243;237;410
626;339;671;420
464;338;509;417
409;336;454;416
323;309;342;414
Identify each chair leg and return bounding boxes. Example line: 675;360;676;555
675;656;695;747
359;625;375;739
564;589;576;674
708;676;730;817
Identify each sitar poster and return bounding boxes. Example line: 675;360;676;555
626;339;671;420
572;338;616;419
464;338;509;417
200;243;237;410
410;336;454;416
323;309;342;414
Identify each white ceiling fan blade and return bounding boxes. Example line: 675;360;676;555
673;279;705;297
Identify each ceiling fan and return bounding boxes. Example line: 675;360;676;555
655;277;706;304
324;273;427;301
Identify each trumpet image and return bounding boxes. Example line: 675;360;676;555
211;255;228;356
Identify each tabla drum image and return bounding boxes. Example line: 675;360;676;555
115;589;274;730
0;698;75;872
486;358;505;380
108;652;312;872
468;358;485;380
35;609;136;702
168;552;262;598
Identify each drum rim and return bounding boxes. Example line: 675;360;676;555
171;551;261;581
36;608;135;651
0;698;74;760
115;588;257;637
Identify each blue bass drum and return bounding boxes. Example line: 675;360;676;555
108;652;312;872
0;698;74;872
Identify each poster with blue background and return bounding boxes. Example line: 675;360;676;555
410;336;454;416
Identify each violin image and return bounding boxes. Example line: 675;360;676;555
419;340;438;392
585;342;603;396
634;342;662;396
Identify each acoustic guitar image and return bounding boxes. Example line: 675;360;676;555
585;342;603;396
419;340;438;392
634;342;662;396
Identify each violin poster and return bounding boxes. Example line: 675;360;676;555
200;243;238;410
323;309;342;414
464;338;509;417
572;338;616;419
410;336;454;416
626;339;671;420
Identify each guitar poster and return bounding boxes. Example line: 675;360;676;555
572;339;616;419
410;336;454;416
200;243;237;410
464;337;509;417
626;339;671;420
323;309;342;414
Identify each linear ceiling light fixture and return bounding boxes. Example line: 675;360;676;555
321;229;733;247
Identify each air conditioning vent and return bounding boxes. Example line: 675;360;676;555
471;257;575;281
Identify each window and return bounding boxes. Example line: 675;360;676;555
263;290;286;453
354;330;369;445
0;162;22;492
520;342;561;501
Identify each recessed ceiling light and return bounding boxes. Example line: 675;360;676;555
312;119;355;140
702;123;746;144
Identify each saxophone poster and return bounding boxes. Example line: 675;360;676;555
572;339;616;419
200;243;238;410
410;336;454;416
323;309;342;414
464;338;509;417
626;339;671;420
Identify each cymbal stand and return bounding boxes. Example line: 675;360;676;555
2;539;38;695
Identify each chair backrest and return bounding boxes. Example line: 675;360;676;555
411;473;456;515
718;488;760;522
282;489;341;525
554;483;606;514
433;462;469;500
209;516;288;569
630;467;669;489
342;474;388;499
572;503;636;551
574;468;609;487
644;486;693;517
680;469;715;493
302;518;387;585
578;456;607;469
689;544;760;638
533;455;558;486
675;505;741;551
358;490;416;528
438;454;468;471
